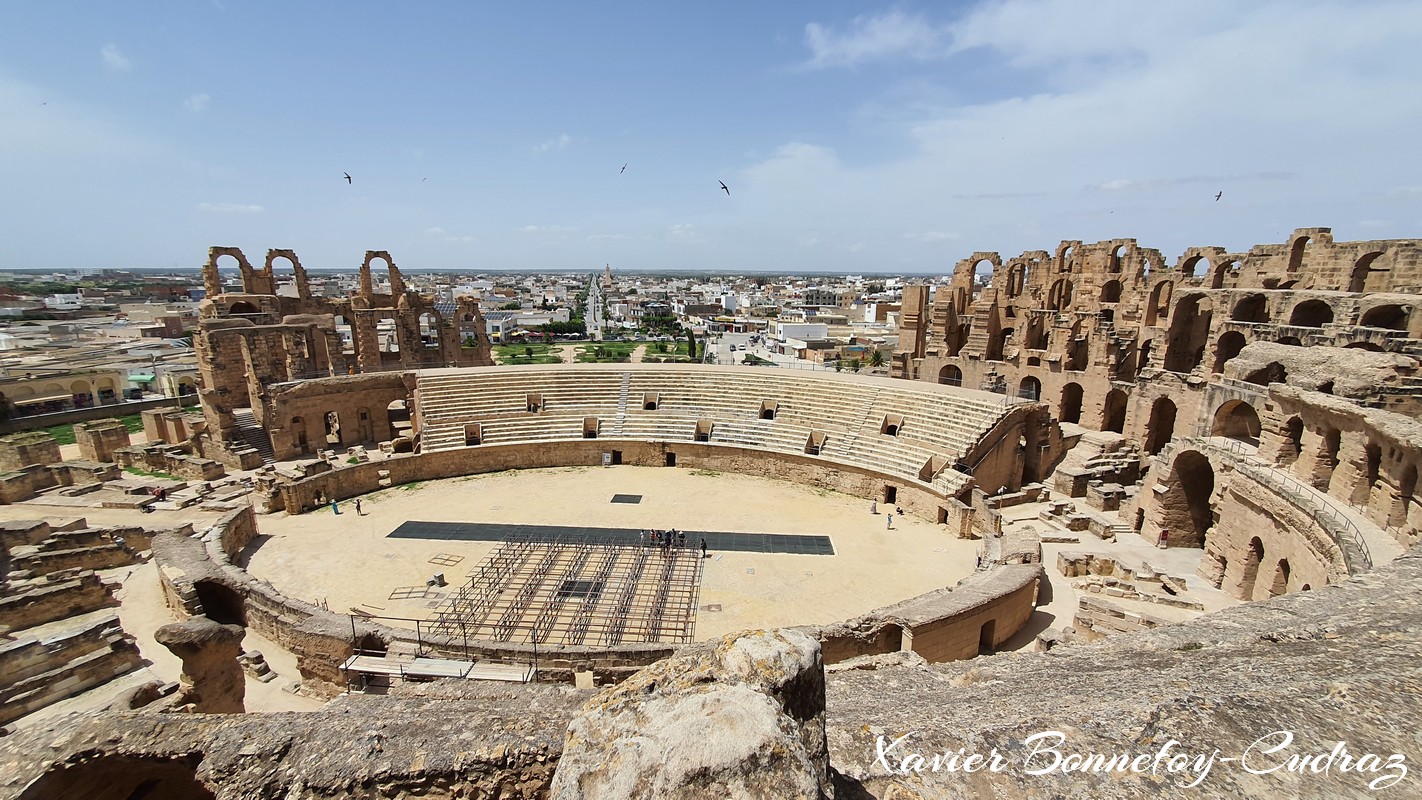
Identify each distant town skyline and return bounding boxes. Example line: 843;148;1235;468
2;1;1420;272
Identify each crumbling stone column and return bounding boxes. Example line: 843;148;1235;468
155;615;246;713
1328;430;1369;506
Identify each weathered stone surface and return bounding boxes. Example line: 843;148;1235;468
825;547;1422;799
551;628;830;800
154;615;246;713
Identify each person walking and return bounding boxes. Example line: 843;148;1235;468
886;512;893;530
870;499;878;515
331;499;340;515
354;498;363;516
700;537;708;558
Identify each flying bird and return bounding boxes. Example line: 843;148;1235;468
343;172;352;184
719;180;730;196
620;163;627;173
1215;191;1222;201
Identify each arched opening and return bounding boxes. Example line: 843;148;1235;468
1167;450;1215;547
1135;339;1154;378
1288;299;1333;328
1358;441;1383;506
1287;235;1310;273
323;411;341;444
1243;361;1287;387
1060;382;1084;424
228;301;259;315
1018;376;1041;402
1269;559;1291;597
1315;428;1342;490
1210;260;1237;289
1240;536;1266;600
1360;304;1409;331
1181;255;1208;279
1047;279;1073;311
938;365;962;387
1281;416;1304;466
1024;316;1048;350
978;619;997;655
1211;331;1247;374
290;416;309;451
1099;280;1122;303
193;580;246;626
1058;245;1074;274
1065;321;1089;371
1344;341;1385;352
1144;281;1173;327
986;326;1012;361
1006;263;1028;297
1231;293;1269;323
1349;252;1385;293
1163;294;1211;372
18;754;216;800
1144;397;1177;455
1108;244;1126;274
1212;400;1261;446
1277;336;1302;346
1102;389;1127;433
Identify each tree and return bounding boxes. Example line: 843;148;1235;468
524;346;535;360
868;349;886;369
851;357;864;373
462;335;478;348
833;360;843;372
686;330;697;360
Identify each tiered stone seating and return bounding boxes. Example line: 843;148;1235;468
415;366;1009;492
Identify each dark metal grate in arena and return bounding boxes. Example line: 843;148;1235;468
389;521;835;556
610;494;643;504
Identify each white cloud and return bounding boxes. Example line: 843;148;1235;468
534;133;572;153
196;202;262;213
100;44;131;71
803;10;950;69
423;226;447;236
184;93;210;112
587;233;633;242
666;224;705;244
518;225;576;233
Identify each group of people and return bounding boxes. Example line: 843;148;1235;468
643;528;708;558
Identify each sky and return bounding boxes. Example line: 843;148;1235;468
2;1;1421;274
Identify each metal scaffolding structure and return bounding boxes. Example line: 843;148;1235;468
428;532;703;647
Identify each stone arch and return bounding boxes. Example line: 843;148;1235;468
1057;243;1075;274
1288;299;1333;328
1144;396;1177;455
1144;280;1173;326
1047;279;1073;311
18;753;216;800
938;365;962;387
1281;416;1304;466
1211;330;1247;374
1099;279;1122;303
1209;259;1238;290
1269;558;1291;597
1060;382;1084;424
987;326;1013;361
1276;335;1302;346
1006;263;1029;297
1212;399;1261;445
1108;243;1127;274
1024;315;1048;350
228;301;259;315
1163;294;1211;372
1358;440;1383;506
1101;388;1128;433
193;579;246;626
1135;338;1154;378
1287;234;1311;273
1018;375;1041;401
1360;303;1409;331
1345;341;1384;352
1166;450;1215;547
1349;251;1386;293
971;256;997;285
1181;255;1209;279
1240;536;1266;599
1243;361;1287;387
1231;293;1269;323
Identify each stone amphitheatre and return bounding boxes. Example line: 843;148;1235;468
0;228;1419;798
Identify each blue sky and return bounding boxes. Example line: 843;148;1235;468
2;1;1421;273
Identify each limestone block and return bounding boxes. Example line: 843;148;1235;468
551;628;830;800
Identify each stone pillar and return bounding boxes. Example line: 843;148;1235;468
155;615;246;713
74;419;132;462
1327;431;1367;506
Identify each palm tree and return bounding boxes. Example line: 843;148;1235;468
851;357;864;372
868;350;886;369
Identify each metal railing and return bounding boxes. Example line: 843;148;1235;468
1164;436;1373;574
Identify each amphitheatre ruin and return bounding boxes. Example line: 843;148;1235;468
0;228;1419;798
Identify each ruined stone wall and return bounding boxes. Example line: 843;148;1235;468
74;420;131;463
0;432;60;471
263;372;409;460
894;228;1422;467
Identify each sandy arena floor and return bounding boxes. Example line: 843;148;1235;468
248;466;986;642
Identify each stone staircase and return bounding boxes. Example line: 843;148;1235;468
611;372;630;436
231;408;276;465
